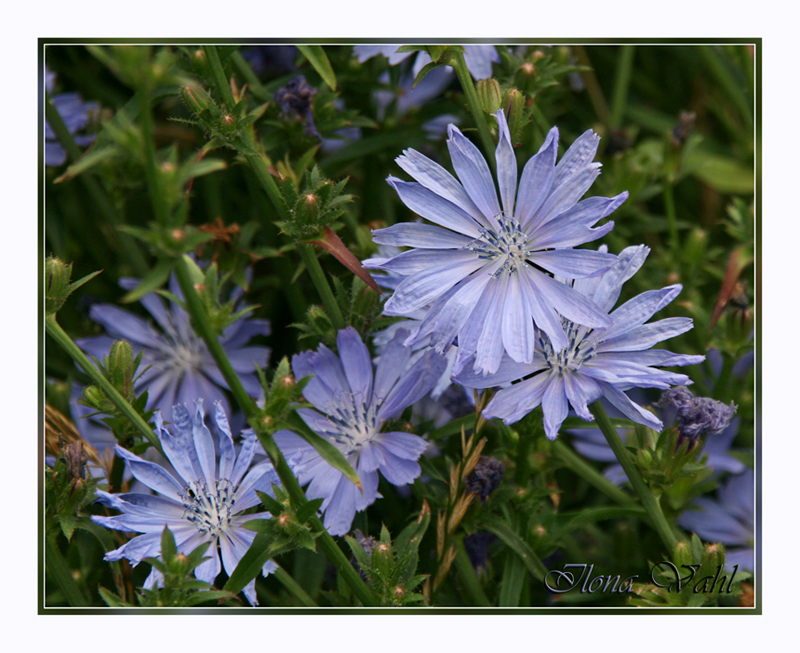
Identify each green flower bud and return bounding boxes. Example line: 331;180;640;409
372;542;393;580
45;256;73;315
705;543;726;570
81;385;108;412
107;340;136;400
502;88;525;144
476;79;502;115
682;228;708;266
180;84;212;117
673;540;693;569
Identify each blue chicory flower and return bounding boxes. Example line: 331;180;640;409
45;67;99;166
365;109;625;375
77;274;270;418
91;400;280;605
678;468;755;572
454;244;705;440
273;327;447;536
354;45;500;80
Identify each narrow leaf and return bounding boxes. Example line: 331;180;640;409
280;412;363;492
308;226;381;293
482;514;547;582
121;259;173;303
297;46;337;91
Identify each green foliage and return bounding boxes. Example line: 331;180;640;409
275;166;353;241
100;527;240;607
45;256;102;316
345;510;431;606
45;444;100;542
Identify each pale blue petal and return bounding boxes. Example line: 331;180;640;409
374;431;429;460
502;271;535;364
337;327;374;404
385;255;485;315
372;222;474;248
533;165;601;230
474;272;508;373
553;129;601;187
541;374;569;440
214;402;236;481
600;285;683;341
454;354;542;389
598;318;695;353
529;248;617;279
387;177;482;237
428;266;496;352
520;269;569;351
516;127;558;228
600;383;663;431
494;109;517;217
463;46;499;79
527;270;611;329
531;193;626;249
446;124;501;227
115;445;183;501
394;148;487;226
483;371;551;425
373;329;412;402
377;446;422;485
379;350;447;419
375;247;480;277
87;304;166;350
585;245;649;312
563;372;602;421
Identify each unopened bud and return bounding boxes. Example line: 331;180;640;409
81;385;107;412
180;85;212;116
171;229;184;242
673;540;693;569
521;62;535;75
477;79;503;115
108;340;136;399
502;88;525;144
705;543;726;570
45;256;73;315
393;586;405;599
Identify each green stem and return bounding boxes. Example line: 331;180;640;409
274;566;318;607
46;534;88;607
137;87;170;227
45;93;149;276
663;181;680;259
590;402;680;555
610;46;635;129
552;440;637;509
451;52;496;174
45;315;161;452
298;243;346;330
572;46;612;127
453;539;491;607
205;46;345;329
172;258;377;607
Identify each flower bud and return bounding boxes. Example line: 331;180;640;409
372;542;393;579
180;85;212;116
503;88;525;144
705;542;726;570
107;340;136;400
673;540;693;569
46;256;73;315
465;456;505;504
477;79;502;115
80;384;108;412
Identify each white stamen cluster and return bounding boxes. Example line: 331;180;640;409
466;216;531;276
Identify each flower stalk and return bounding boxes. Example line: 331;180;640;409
172;258;378;606
590;401;681;555
45;315;162;452
451;52;497;175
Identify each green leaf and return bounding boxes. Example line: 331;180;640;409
121;259;174;303
296;497;325;524
280;412;362;492
98;586;131;607
297;46;337;91
54;144;124;184
481;514;547;582
223;532;276;596
185;590;239;606
177;158;228;187
499;554;525;607
256;489;287;516
684;150;754;194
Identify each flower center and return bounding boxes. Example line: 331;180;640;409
466;215;530;276
326;393;381;455
540;320;597;373
181;479;235;537
160;335;205;376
